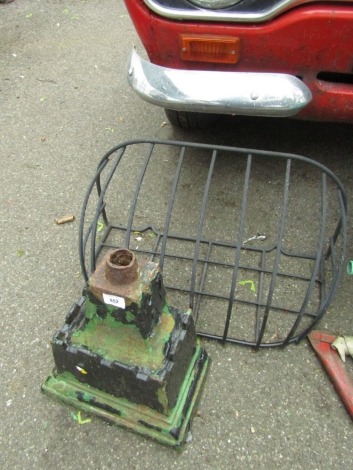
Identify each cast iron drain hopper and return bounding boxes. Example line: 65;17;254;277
43;244;209;447
43;139;347;446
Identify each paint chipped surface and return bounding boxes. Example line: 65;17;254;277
71;306;175;371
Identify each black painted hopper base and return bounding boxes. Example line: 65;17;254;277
42;344;210;448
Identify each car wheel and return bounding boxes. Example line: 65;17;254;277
164;109;221;130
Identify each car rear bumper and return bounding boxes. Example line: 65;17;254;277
128;50;312;117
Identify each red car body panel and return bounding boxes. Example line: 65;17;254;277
124;0;353;122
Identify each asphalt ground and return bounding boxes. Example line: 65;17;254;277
1;1;353;469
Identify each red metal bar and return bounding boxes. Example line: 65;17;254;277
308;330;353;419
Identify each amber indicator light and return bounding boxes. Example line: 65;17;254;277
181;35;240;64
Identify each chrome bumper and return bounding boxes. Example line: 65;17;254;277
128;50;312;117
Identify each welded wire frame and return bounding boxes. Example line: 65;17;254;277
79;140;347;347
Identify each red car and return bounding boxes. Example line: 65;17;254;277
124;0;353;128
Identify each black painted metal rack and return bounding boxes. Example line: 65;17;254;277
79;139;347;347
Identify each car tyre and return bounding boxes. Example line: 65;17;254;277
164;109;221;130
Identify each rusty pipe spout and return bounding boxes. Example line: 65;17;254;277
105;248;138;285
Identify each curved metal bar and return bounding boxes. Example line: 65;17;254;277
254;250;266;343
190;150;217;308
89;148;127;276
79;145;127;281
294;189;348;343
222;154;252;344
283;173;327;345
79;147;121;281
125;143;155;248
79;138;349;198
255;159;291;347
159;146;186;270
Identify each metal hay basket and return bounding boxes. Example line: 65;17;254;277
79;139;347;348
